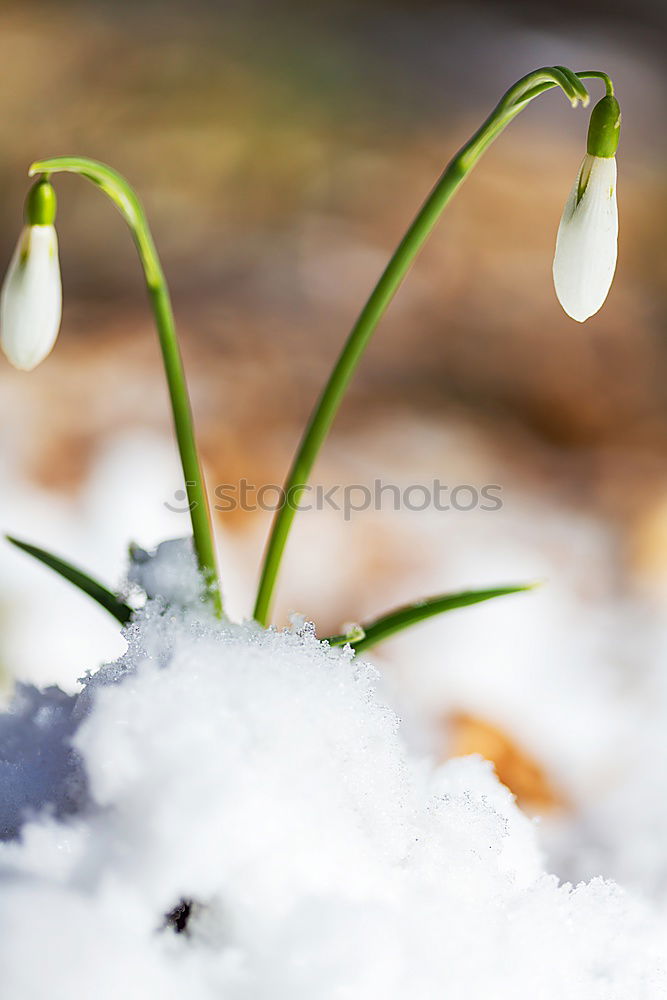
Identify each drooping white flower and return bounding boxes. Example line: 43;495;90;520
1;180;62;371
1;225;62;371
553;93;621;324
552;154;618;322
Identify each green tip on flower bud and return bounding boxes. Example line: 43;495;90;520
586;95;621;158
25;178;57;226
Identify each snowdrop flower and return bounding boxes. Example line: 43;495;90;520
1;179;62;370
553;94;621;322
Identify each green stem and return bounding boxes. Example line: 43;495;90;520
577;71;614;97
253;67;610;625
29;157;221;614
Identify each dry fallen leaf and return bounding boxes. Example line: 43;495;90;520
446;711;564;813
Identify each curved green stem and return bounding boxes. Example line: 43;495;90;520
577;71;614;97
29;157;222;615
253;68;612;625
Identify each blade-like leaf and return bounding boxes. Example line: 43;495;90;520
325;624;366;647
6;536;133;625
329;584;535;653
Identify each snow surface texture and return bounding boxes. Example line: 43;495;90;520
1;540;666;998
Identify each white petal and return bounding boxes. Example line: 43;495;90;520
1;225;62;371
553;154;618;323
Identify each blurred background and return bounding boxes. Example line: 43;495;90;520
1;0;667;896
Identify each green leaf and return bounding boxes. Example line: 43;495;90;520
329;584;536;653
6;536;133;625
325;624;366;647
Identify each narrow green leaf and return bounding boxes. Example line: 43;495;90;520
6;536;133;625
325;624;366;647
332;584;536;653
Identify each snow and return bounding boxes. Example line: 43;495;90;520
546;608;667;901
1;541;666;997
0;684;84;840
127;536;205;607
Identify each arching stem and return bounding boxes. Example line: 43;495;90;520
253;68;612;625
30;157;222;614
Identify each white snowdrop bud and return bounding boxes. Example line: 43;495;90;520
553;95;621;323
1;179;62;370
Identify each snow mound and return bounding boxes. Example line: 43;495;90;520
1;550;666;997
